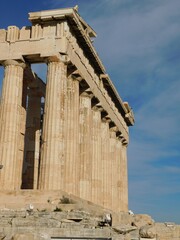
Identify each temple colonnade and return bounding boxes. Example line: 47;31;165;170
0;8;134;212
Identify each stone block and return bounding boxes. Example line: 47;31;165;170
112;212;132;226
155;222;180;240
128;229;139;239
12;233;50;240
0;29;6;42
43;24;56;38
140;238;156;240
19;26;31;40
112;236;125;240
7;26;19;42
12;233;35;240
31;24;43;39
0;233;6;240
112;224;137;234
132;214;154;228
139;225;156;238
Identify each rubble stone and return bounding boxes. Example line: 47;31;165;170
139;224;156;238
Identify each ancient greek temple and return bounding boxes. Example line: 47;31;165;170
0;7;134;212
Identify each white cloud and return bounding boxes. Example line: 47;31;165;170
91;0;180;67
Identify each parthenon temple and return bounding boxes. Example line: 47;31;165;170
0;7;134;213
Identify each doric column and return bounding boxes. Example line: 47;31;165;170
0;60;25;190
101;116;111;208
121;143;128;211
79;91;92;200
16;79;27;189
22;88;41;189
116;136;128;212
110;126;118;211
38;58;67;190
91;106;102;205
116;137;122;212
65;75;80;195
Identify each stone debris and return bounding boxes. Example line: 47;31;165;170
11;233;50;240
139;225;156;238
0;209;179;240
132;214;155;228
112;225;137;234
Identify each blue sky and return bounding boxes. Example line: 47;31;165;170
0;0;180;223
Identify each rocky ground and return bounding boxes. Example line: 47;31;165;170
0;191;179;240
0;207;179;239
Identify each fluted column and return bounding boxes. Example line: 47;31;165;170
110;127;118;211
116;137;122;212
0;60;25;190
121;143;128;211
91;106;102;205
65;76;80;195
116;138;128;212
22;88;41;189
79;91;92;200
16;79;27;189
101;117;110;208
38;59;67;190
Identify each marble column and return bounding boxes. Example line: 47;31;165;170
65;76;80;195
16;79;27;189
79;91;92;201
116;138;128;212
110;127;118;211
116;136;124;212
22;88;41;189
0;60;25;190
91;106;102;205
38;59;67;190
101;117;110;208
121;143;128;211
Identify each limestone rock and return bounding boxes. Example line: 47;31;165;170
12;233;50;240
154;222;180;240
139;225;156;238
36;234;50;240
12;233;35;240
0;208;179;240
112;236;125;240
113;224;137;234
0;233;5;240
140;238;156;240
132;214;154;228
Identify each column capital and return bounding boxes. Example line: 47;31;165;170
45;54;69;65
110;126;118;132
101;110;111;123
92;105;103;112
122;139;128;146
116;133;128;146
80;88;93;99
2;59;26;69
71;70;83;82
110;126;118;139
92;97;104;111
68;75;82;83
